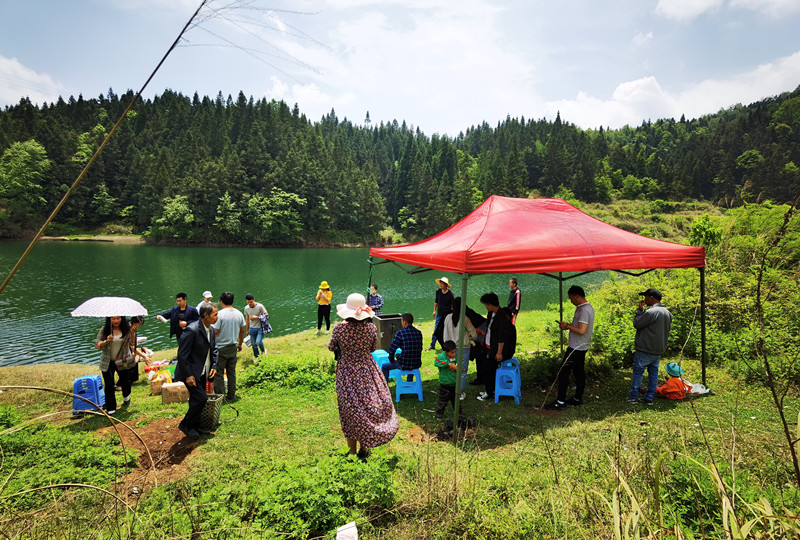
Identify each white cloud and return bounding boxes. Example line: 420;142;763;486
632;31;654;46
263;1;543;134
548;76;678;129
655;0;723;22
545;49;800;129
729;0;800;17
0;56;64;107
677;50;800;117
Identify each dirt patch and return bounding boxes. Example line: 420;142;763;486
99;417;201;495
406;424;432;443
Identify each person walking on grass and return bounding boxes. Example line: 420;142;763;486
545;285;594;411
244;293;268;359
329;293;398;458
174;304;218;439
627;288;673;405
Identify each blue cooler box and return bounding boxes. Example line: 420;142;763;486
72;375;105;415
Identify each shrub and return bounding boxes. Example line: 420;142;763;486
240;354;336;391
0;424;139;512
138;452;399;538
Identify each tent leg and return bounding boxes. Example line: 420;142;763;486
559;273;564;356
452;273;469;445
700;266;707;385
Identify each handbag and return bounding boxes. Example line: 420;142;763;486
114;350;137;370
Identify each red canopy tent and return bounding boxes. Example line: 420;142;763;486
370;196;705;274
369;196;707;421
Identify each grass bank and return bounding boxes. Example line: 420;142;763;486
1;310;798;539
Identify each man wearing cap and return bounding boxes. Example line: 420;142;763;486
627;288;673;405
427;277;454;351
197;291;213;312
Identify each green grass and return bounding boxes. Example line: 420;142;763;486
1;310;798;538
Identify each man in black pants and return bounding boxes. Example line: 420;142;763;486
174;303;219;439
545;285;595;410
477;293;516;402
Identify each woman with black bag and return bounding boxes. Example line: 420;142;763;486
95;315;136;415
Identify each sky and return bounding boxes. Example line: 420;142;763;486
1;0;800;137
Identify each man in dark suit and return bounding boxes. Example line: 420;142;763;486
174;303;219;439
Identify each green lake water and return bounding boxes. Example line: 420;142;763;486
0;241;611;366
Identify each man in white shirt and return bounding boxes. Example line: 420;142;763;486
244;293;268;358
212;291;246;401
545;285;595;410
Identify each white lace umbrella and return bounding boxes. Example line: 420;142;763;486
71;296;148;317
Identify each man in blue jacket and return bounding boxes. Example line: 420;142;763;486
174;303;219;439
158;292;199;341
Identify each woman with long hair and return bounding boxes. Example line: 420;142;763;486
94;315;134;415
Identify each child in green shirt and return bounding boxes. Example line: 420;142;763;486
435;340;460;419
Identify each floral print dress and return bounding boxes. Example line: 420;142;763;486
329;320;399;448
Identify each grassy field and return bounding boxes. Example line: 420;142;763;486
1;309;798;539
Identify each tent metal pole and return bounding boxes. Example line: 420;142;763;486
452;273;469;444
559;272;564;355
700;266;707;385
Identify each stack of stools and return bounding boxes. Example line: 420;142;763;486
371;349;389;368
72;375;105;416
494;357;521;404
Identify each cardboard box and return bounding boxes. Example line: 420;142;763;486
161;382;189;404
150;379;164;396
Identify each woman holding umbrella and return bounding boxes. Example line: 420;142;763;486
95;316;135;415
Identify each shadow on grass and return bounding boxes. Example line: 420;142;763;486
387;363;688;452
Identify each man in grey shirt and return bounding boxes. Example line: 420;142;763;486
627;288;673;405
545;285;595;410
212;291;246;401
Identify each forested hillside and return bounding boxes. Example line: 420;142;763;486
1;86;799;243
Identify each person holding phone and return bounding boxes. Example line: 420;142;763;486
545;285;594;411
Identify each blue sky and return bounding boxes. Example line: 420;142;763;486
1;0;799;136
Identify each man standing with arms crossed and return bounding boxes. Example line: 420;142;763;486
212;292;246;402
627;288;673;405
174;303;218;439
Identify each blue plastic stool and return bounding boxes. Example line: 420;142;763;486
494;357;521;404
389;368;423;402
371;349;389;367
72;374;105;416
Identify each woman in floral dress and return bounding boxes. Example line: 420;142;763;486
329;293;399;458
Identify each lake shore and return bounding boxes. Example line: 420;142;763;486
40;234;146;244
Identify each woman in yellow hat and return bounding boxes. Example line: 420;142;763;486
315;281;333;334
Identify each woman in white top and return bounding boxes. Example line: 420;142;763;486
441;297;477;400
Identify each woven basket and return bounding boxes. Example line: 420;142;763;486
199;393;224;429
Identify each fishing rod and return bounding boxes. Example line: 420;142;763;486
0;0;209;296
